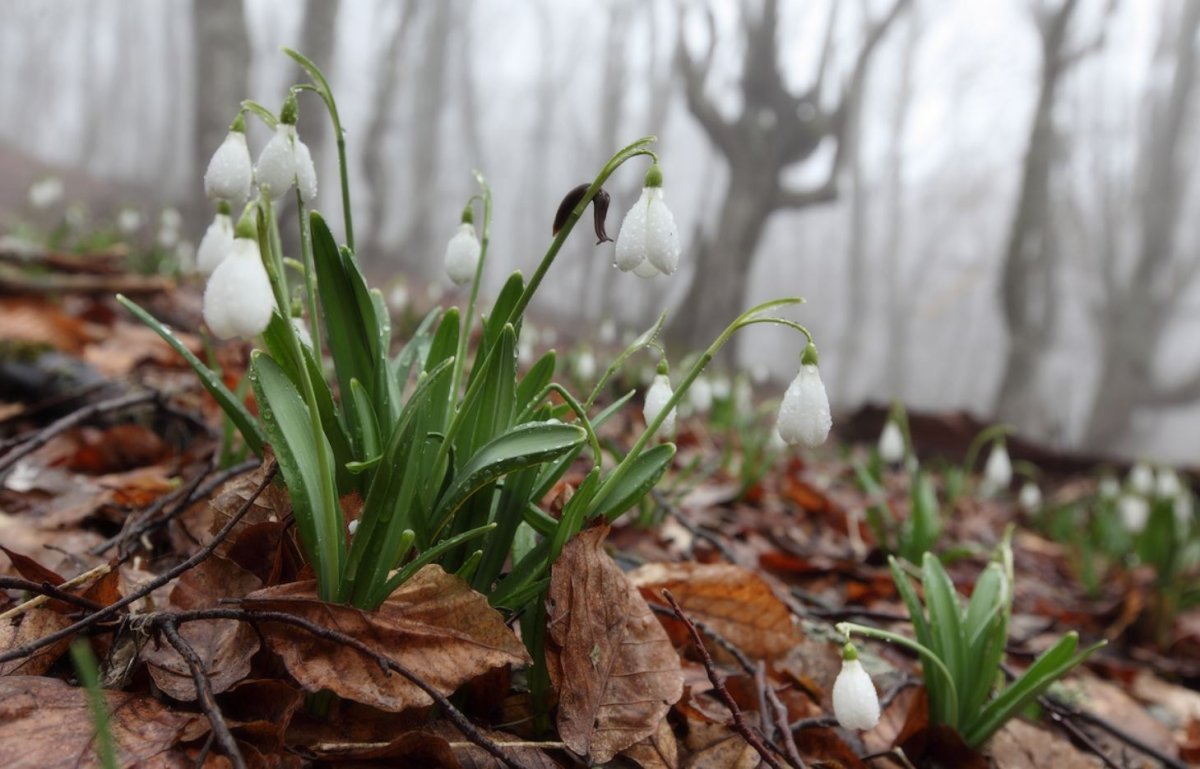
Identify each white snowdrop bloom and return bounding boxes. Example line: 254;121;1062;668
631;257;660;278
117;208;143;234
614;165;681;276
711;375;731;400
1128;462;1154;495
256;123;302;200
1156;468;1182;499
293;136;318;202
768;427;788;452
777;364;832;448
196;213;235;275
28;177;63;209
1174;492;1194;529
518;337;534;365
1118;493;1150;533
832;651;880;731
65;204;87;229
444;222;481;285
981;442;1012;496
1098;476;1120;499
574;349;597;381
690;375;714;414
644;373;676;438
388;283;410;313
598;318;617;345
877;421;905;465
734;378;753;416
203;237;275;339
1018;482;1042;513
347;519;360;536
160;207;182;231
204;129;253;203
157;224;180;249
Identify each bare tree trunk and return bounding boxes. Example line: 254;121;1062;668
839;54;870;401
192;0;250;221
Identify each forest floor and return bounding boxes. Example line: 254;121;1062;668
0;252;1197;769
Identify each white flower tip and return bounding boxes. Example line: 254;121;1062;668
1118;493;1150;533
982;443;1012;494
615;187;681;276
196;213;235;275
204;131;253;203
832;658;880;731
878;421;905;464
644;373;676;438
444;223;481;286
1018;482;1042;512
202;238;275;339
777;364;831;448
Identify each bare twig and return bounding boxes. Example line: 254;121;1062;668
162;607;530;769
0;464;276;666
160;621;246;769
0;390;157;475
662;589;792;769
654;489;741;563
1043;694;1189;769
759;661;807;769
0;562;112;621
0;576;106;614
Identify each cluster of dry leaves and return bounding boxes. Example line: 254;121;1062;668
2;270;1199;769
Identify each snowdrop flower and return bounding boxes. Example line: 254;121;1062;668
574;349;597;381
776;344;831;448
203;222;275;340
1156;468;1182;499
689;375;713;414
1098;476;1120;499
28;177;63;209
196;205;235;275
980;441;1012;496
1018;481;1042;513
117;207;143;235
255;99;317;201
832;644;880;731
711;375;731;401
444;216;482;286
1118;493;1150;533
614;164;680;277
598;318;617;345
347;519;360;536
768;427;788;452
877;420;905;465
644;365;676;438
1175;492;1194;529
204;116;253;203
388;283;410;313
1128;462;1154;496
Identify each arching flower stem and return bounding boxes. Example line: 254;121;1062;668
451;171;492;402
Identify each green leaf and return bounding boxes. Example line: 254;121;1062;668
594;443;675;523
391;306;442;393
479;271;525;359
453;325;517;464
960;563;1007;719
425;307;460;376
473;464;542;593
922;552;967;728
118;295;265;456
250;352;342;599
904;471;941;562
370;288;400;423
375;522;498;603
431;422;587;540
348;378;381;460
311;212;378;408
515;351;557;415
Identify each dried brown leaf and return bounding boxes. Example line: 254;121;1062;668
143;557;261;701
621;716;679;769
629;562;802;660
0;675;208;768
241;564;529;712
988;720;1103;769
0;608;73;675
546;526;683;764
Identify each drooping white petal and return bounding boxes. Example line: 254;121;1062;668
1118;493;1150;533
877;421;905;464
1098;476;1120;499
644;374;676;437
1156;468;1181;499
203;237;275;339
981;443;1012;495
293;136;318;202
204;131;254;203
614;188;649;272
832;659;880;731
689;376;713;414
196;213;235;275
632;258;660;278
574;350;597;381
1018;482;1042;513
776;364;832;448
644;188;681;275
1128;462;1154;495
255;124;298;199
444;222;481;285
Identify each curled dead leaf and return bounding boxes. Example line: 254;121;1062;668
628;562;802;661
241;564;529;712
546;525;683;764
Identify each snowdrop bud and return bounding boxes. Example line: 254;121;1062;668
877;420;905;465
614;164;681;276
203;232;275;340
117;207;143;234
981;442;1012;495
256;123;300;200
1156;468;1181;499
1118;493;1150;533
644;366;676;438
28;177;64;209
444;222;482;286
204;117;253;203
293;136;318;202
777;344;832;448
347;519;360;536
1128;462;1154;495
388;283;410;313
574;349;597;381
832;644;880;731
1018;482;1042;513
712;375;731;400
690;375;713;414
599;318;617;345
1098;476;1120;499
197;206;235;275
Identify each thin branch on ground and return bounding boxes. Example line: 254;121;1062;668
0;463;276;666
0;562;112;621
653;489;741;563
759;660;807;769
0;576;106;613
0;390;157;475
662;589;792;769
161;607;531;769
159;621;246;769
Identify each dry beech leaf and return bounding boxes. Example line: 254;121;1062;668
545;525;683;764
621;716;679;769
682;718;758;769
329;722;562;768
143;557;262;701
989;719;1103;769
0;675;208;768
207;460;292;557
0;608;74;676
241;564;529;712
629;562;802;660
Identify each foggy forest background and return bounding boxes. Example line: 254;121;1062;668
2;0;1198;463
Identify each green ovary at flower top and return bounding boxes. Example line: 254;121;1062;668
120;48;834;620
